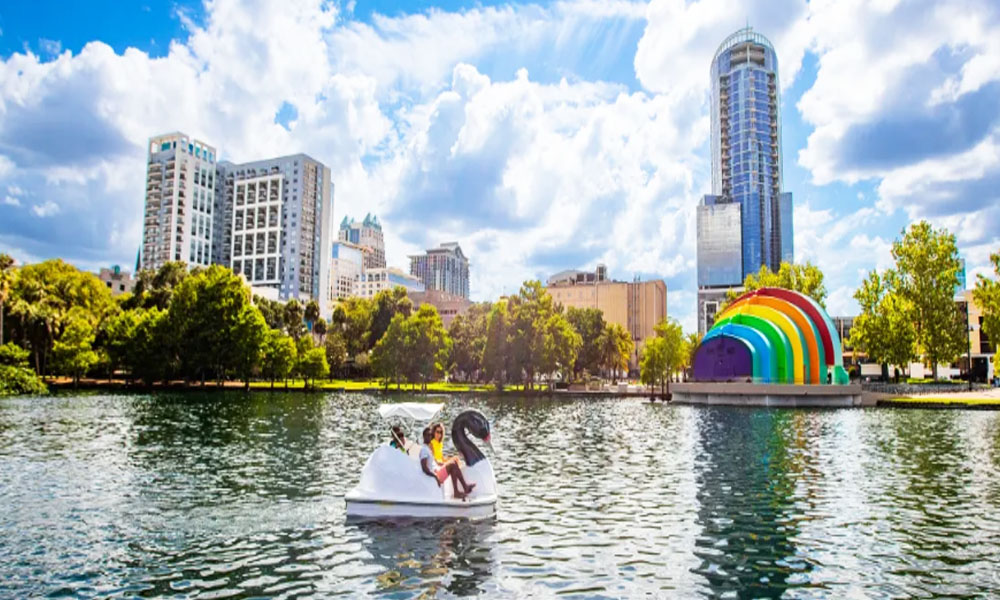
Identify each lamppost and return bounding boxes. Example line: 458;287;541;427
968;323;977;391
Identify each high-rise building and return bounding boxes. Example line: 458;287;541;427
409;242;470;299
697;26;794;333
339;214;385;269
545;267;668;368
141;133;217;271
329;240;364;302
223;154;334;315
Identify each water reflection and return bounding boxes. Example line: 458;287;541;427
351;519;497;597
692;408;813;597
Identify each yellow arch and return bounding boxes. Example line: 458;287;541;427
723;303;807;383
721;296;823;384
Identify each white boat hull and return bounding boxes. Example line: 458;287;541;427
345;495;497;520
344;446;498;520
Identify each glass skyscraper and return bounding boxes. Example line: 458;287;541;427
697;26;794;332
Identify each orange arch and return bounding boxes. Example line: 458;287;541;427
720;295;824;384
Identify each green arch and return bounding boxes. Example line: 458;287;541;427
714;313;794;384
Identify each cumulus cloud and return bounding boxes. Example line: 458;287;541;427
0;0;997;331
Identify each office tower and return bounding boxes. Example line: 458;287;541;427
141;133;217;271
339;214;386;269
409;242;470;299
697;26;794;333
225;154;334;315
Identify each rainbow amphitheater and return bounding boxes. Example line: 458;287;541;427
673;287;864;407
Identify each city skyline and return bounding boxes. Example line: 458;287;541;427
0;0;998;332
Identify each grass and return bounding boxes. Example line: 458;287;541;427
249;379;527;392
887;396;1000;406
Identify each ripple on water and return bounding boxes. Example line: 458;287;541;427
1;394;999;598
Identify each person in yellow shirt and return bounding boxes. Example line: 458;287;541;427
431;423;461;467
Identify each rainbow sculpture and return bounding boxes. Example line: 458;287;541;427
693;288;850;385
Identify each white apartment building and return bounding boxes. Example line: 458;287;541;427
220;154;334;315
329;240;364;302
141;133;217;271
358;267;425;299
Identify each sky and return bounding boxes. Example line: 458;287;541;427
0;0;998;332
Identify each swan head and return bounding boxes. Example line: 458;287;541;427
452;410;492;466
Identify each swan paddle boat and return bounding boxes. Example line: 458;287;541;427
345;403;498;520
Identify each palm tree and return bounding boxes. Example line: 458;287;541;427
0;253;15;346
598;323;633;383
304;299;320;331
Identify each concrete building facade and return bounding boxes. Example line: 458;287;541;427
697;26;794;333
141;133;217;272
545;268;667;368
329;241;364;302
409;290;473;328
98;266;135;297
220;154;333;315
410;242;470;299
339;214;385;269
358;267;425;299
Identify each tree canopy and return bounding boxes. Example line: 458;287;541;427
722;262;828;313
972;250;1000;360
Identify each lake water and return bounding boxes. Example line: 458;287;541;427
1;393;999;598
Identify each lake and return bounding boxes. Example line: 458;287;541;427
1;393;998;598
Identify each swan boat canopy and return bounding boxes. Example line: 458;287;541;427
345;403;498;520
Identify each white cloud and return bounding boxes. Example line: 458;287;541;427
0;0;997;332
2;195;19;206
31;200;59;217
38;38;62;56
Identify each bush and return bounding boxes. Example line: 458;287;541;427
0;343;47;396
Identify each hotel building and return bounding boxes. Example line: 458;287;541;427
410;242;470;299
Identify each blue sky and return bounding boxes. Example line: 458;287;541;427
1;0;998;330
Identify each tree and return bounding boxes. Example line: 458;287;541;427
284;299;305;340
313;318;328;343
51;307;99;386
973;251;1000;361
261;329;297;389
0;342;47;397
338;297;373;357
7;259;114;375
640;337;668;394
651;318;685;396
371;313;409;388
304;299;321;332
408;305;452;389
299;347;329;388
851;270;915;381
722;262;828;313
597;322;633;382
683;331;703;380
370;287;412;347
324;330;347;379
447;303;491;382
0;253;15;346
125;261;188;310
565;307;606;380
545;313;581;385
892;221;966;379
231;303;268;389
253;295;285;330
482;299;511;388
102;309;143;382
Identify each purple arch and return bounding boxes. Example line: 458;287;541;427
693;335;755;382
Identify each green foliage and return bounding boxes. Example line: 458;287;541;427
482;300;511;387
304;300;321;329
597;322;633;381
371;305;451;388
298;347;329;388
0;344;48;395
324;330;347;377
260;329;297;387
0;253;15;346
641;319;686;393
51;307;99;383
447;302;490;382
684;331;703;373
284;299;305;340
501;281;580;389
722;262;828;313
972;250;1000;358
336;297;373;357
851;270;916;375
370;287;413;348
565;307;606;379
892;221;967;378
6;259;114;375
253;295;286;330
